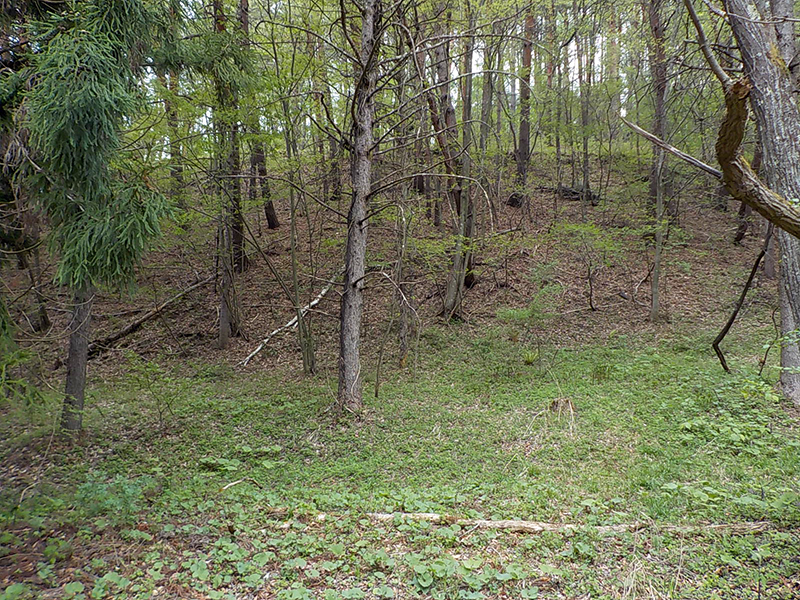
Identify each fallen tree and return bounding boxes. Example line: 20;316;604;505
88;275;214;358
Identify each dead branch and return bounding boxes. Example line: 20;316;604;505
621;117;722;179
241;274;340;366
713;225;773;372
88;275;214;358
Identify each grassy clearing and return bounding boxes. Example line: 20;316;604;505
2;321;800;599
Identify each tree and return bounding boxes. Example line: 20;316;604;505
4;0;170;433
516;10;534;189
685;0;800;403
443;2;476;318
337;0;383;415
646;0;668;322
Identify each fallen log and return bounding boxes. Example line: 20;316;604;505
365;512;774;535
536;185;601;206
88;275;214;358
367;512;639;534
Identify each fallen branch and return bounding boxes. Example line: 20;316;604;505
241;274;339;366
368;512;637;533
88;275;214;358
366;512;774;535
621;117;722;179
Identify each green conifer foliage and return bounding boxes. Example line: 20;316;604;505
5;0;172;432
22;0;170;288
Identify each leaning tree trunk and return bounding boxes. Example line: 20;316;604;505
61;286;94;434
337;0;381;415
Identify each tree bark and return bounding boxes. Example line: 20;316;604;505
647;0;668;321
646;0;668;208
432;7;462;214
239;0;279;231
337;0;381;415
61;286;94;434
478;20;497;213
214;2;246;275
733;138;761;244
516;12;534;188
251;141;280;229
214;0;243;348
575;5;593;211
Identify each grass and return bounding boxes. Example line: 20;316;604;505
1;320;800;599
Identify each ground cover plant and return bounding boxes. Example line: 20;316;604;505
2;318;799;599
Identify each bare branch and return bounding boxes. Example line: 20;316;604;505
621;117;723;178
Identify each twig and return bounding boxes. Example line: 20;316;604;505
220;477;264;491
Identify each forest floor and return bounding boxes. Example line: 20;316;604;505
2;155;800;598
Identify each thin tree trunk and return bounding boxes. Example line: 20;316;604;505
651;151;665;321
546;1;557;147
18;225;50;332
337;0;380;415
61;287;94;434
252;141;280;229
479;21;496;213
158;69;185;205
433;7;462;215
443;8;475;317
214;0;243;348
607;13;621;119
214;0;245;274
647;0;668;321
516;12;534;188
406;15;459;217
281;100;315;373
239;0;279;231
165;0;184;206
575;3;592;212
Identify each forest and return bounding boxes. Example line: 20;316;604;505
2;0;800;597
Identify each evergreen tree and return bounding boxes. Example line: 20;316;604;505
3;0;171;434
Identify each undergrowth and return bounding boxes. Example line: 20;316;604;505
1;322;799;599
